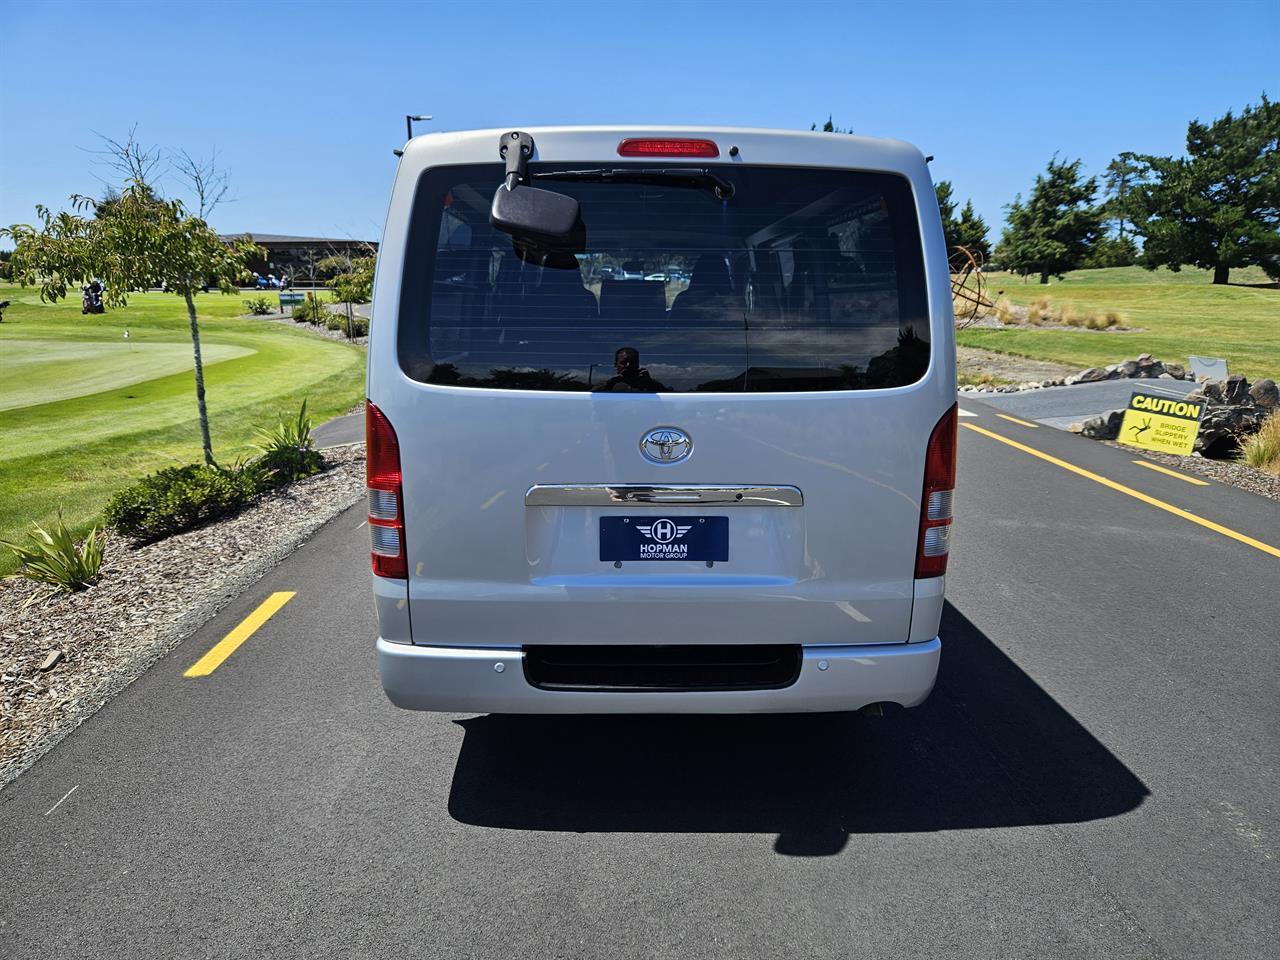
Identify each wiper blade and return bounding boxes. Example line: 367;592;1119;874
531;168;735;200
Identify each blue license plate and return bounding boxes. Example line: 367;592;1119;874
600;516;729;562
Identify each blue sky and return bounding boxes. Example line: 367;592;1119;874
2;0;1275;247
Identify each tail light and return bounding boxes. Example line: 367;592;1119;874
617;138;719;158
366;402;407;579
915;404;957;578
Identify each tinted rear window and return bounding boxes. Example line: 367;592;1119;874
398;163;929;392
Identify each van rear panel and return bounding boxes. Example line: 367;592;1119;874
369;127;954;710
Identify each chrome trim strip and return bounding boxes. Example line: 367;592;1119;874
524;484;803;507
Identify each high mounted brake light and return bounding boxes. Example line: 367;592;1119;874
617;138;719;158
915;404;957;579
366;401;407;580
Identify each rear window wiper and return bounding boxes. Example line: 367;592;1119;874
531;168;735;200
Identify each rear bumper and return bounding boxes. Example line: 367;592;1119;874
377;637;940;714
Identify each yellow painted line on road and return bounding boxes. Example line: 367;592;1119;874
184;592;296;678
995;413;1039;429
1132;460;1210;486
962;423;1280;559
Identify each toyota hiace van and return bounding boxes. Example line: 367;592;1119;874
367;126;956;713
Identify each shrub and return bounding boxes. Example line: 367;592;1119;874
1057;305;1085;327
1026;295;1052;326
1240;413;1280;475
1;513;104;595
243;296;274;315
292;293;329;324
105;465;257;540
1103;310;1124;328
323;312;369;336
994;298;1019;325
249;399;325;489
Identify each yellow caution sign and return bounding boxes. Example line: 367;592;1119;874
1119;392;1204;455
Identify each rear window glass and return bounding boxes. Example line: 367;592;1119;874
398;163;929;392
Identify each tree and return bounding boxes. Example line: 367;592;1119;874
955;200;991;261
995;156;1104;283
330;254;376;305
1102;156;1142;242
935;180;958;249
3;183;260;465
811;116;853;134
932;182;991;260
172;148;232;219
328;252;376;340
1122;94;1279;284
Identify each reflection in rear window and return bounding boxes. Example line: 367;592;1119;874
398;164;929;392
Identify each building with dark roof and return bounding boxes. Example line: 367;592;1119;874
221;233;377;282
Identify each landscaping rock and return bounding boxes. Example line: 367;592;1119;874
1190;380;1225;404
1223;374;1250;405
1249;378;1278;408
1079;409;1124;440
1196;405;1271;457
1135;355;1165;377
1074;355;1190;385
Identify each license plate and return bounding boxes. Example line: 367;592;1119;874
599;516;728;562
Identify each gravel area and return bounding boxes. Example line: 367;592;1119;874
957;346;1078;384
1104;441;1280;502
963;315;1143;333
0;444;366;789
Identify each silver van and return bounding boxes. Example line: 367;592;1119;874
367;126;956;714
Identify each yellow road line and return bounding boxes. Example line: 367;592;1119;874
1132;460;1210;486
995;413;1039;429
184;592;296;678
961;423;1280;559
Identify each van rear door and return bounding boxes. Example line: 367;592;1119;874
373;129;954;649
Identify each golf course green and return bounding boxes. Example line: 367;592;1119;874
0;284;366;573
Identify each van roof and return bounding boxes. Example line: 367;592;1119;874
401;125;928;177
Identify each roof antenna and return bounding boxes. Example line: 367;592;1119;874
406;114;433;142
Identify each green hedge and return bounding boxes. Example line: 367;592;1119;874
104;465;259;540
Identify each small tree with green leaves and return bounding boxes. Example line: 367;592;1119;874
1122;94;1279;284
3;182;260;465
328;253;376;339
996;157;1104;283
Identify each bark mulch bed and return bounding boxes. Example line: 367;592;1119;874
0;444;366;789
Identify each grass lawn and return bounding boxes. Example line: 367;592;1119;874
0;284;366;574
959;265;1280;381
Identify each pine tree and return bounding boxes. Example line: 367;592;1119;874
955;201;991;261
995;157;1103;283
1102;156;1142;241
1124;94;1279;284
935;181;958;250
